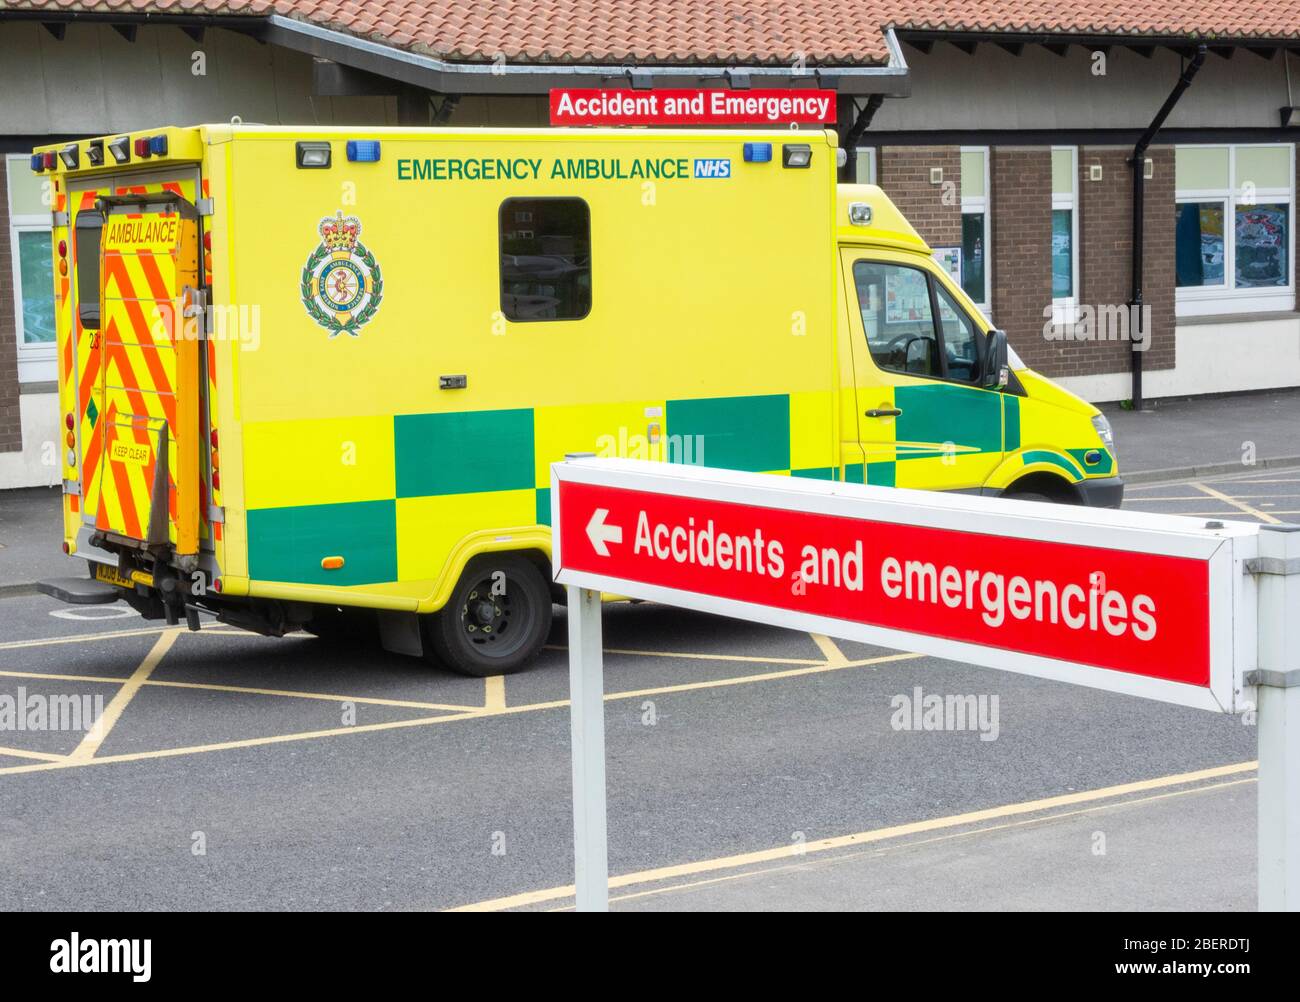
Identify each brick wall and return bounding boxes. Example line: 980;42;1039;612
878;145;962;248
0;157;20;453
988;145;1176;384
990;148;1055;372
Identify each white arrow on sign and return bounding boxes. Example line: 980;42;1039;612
585;507;623;556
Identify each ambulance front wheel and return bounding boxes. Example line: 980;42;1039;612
425;553;552;676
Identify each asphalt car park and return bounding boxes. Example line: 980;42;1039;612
0;467;1287;911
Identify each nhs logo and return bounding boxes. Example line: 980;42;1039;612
693;158;732;179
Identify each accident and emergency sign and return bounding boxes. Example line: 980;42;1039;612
552;458;1247;713
549;87;838;126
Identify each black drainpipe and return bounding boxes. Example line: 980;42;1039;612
1128;43;1206;410
840;94;885;181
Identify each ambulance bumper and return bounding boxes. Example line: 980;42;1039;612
1075;476;1125;509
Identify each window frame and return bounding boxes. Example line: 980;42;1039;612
1175;143;1295;316
497;195;593;324
853;147;877;185
852;257;988;387
959;146;992;316
6;153;57;383
1050;145;1080;327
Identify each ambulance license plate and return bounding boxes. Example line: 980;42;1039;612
93;563;151;590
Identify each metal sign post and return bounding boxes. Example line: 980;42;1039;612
1252;525;1300;911
566;583;609;913
551;457;1295;912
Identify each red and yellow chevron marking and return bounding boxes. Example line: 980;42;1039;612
73;186;112;529
97;217;192;549
65;174;203;557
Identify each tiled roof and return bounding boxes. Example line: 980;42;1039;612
889;2;1300;43
3;1;1299;68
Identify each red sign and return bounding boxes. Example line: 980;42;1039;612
555;480;1213;687
549;88;838;126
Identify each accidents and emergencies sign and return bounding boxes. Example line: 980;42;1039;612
552;459;1250;713
549;88;838;126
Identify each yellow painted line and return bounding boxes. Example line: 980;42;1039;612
0;710;484;776
447;760;1258;911
68;628;179;762
0;669;130;685
0;649;919;778
1128;499;1237;506
140;678;478;713
0;745;69;763
0;667;480;713
484;676;506;711
545;644;824;666
600;651;920;702
1192;482;1281;524
1217;478;1300;484
0;624;183;652
810;633;849;666
564;776;1257;911
1127;510;1279;516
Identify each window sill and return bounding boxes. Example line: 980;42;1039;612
1176;310;1300;327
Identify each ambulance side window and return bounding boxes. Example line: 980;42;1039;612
74;209;104;330
499;197;592;321
852;261;940;378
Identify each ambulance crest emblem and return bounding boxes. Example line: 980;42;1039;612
300;211;383;337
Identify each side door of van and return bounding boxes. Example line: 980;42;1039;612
840;249;1004;491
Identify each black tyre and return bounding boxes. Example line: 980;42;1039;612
425;554;552;676
1003;491;1056;504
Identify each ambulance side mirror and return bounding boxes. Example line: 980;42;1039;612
984;329;1009;390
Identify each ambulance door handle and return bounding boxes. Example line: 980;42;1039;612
865;408;902;418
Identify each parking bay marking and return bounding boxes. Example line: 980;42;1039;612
68;627;180;762
448;760;1259;912
0;647;921;777
1192;481;1282;524
562;775;1258;911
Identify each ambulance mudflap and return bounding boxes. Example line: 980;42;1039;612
89;193;201;560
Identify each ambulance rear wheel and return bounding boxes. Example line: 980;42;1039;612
1004;492;1054;504
426;554;551;676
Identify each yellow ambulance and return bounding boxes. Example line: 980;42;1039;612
31;124;1120;675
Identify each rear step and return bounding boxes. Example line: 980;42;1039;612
36;577;122;605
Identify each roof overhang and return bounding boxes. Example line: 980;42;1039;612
263;14;910;97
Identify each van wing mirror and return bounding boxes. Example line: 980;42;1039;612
984;329;1009;389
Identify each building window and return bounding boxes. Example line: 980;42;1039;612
499;197;591;321
6;153;56;383
1175;144;1294;315
854;147;877;185
1050;147;1079;326
959;147;990;315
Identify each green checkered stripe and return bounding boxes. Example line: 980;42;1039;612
247;393;823;587
841;387;1111;486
